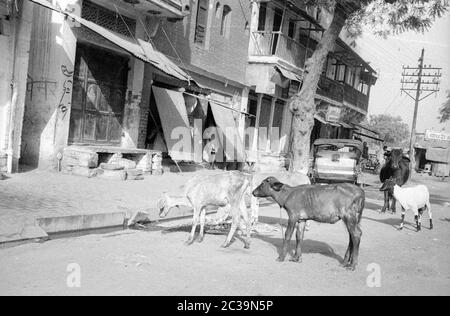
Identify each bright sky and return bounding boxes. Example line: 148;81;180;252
355;11;450;134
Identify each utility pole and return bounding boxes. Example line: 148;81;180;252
400;48;441;174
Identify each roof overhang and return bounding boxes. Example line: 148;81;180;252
29;0;193;83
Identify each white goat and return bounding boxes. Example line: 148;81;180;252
380;178;433;231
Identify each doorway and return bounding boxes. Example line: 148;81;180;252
68;43;129;145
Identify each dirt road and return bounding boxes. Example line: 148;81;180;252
0;174;449;296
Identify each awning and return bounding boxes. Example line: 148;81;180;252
209;104;246;162
29;0;192;83
314;114;327;125
353;130;384;142
275;66;303;82
426;147;450;164
152;87;193;161
339;121;354;129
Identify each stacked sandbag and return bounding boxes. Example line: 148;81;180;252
97;163;127;181
62;147;99;177
62;147;98;174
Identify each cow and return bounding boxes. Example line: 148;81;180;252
380;148;410;213
158;171;254;248
252;177;365;270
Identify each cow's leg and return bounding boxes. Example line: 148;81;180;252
426;202;433;229
239;200;252;249
291;221;306;262
277;219;296;262
343;226;354;266
399;207;406;230
415;207;421;232
186;206;200;245
347;222;362;270
381;191;389;213
221;216;239;248
222;200;241;248
390;195;397;213
197;208;206;243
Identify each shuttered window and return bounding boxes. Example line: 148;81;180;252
258;2;267;31
194;0;209;45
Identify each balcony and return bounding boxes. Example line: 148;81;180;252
250;31;313;70
317;75;344;103
343;84;369;112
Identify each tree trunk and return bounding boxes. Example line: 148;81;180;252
289;4;348;173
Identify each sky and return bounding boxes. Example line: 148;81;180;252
355;11;450;134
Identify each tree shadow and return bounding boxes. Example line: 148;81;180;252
440;218;450;223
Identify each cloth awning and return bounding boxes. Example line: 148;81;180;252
275;66;303;82
426;147;450;164
29;0;192;83
152;87;194;161
314;114;327;125
209;104;246;162
339;121;354;129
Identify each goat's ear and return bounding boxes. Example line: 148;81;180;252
271;182;284;192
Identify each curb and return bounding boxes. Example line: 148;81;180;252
0;206;199;248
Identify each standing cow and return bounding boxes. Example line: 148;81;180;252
380;148;410;213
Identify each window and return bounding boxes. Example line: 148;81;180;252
336;63;346;82
215;2;221;19
288;19;296;39
326;57;337;80
220;5;232;38
361;83;369;95
345;66;355;86
82;0;136;37
258;2;267;31
194;0;209;45
354;67;361;89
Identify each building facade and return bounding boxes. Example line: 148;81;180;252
245;0;377;171
1;0;192;172
1;0;377;174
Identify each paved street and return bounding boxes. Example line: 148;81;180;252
0;172;449;295
0;168;216;237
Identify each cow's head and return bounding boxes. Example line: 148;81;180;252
379;177;396;193
389;148;404;169
252;177;284;198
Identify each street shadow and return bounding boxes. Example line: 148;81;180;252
430;194;450;206
440;218;450;223
253;234;344;264
365;201;384;211
362;215;429;231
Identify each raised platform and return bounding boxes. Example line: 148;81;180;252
62;145;162;174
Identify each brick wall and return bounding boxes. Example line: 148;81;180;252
152;0;251;85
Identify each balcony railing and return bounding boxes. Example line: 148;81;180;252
251;31;312;69
317;76;369;113
343;84;369;112
317;75;344;102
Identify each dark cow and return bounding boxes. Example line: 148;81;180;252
380;148;410;213
252;177;365;270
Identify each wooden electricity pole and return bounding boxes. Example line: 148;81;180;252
400;48;441;174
